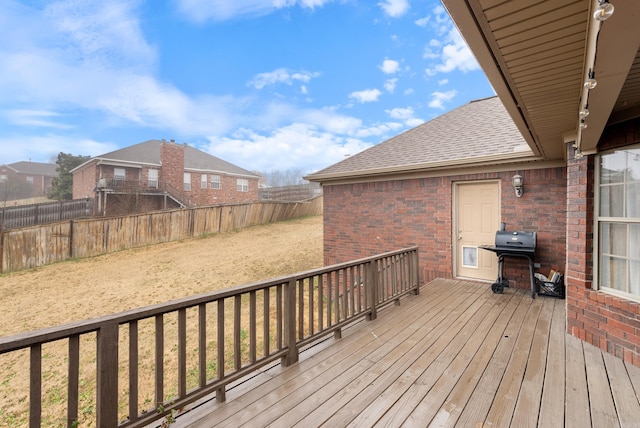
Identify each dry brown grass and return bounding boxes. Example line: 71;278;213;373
0;216;323;427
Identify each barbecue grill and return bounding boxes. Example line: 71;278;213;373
480;228;537;298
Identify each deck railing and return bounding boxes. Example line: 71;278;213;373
0;246;419;428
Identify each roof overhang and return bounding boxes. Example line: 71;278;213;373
442;0;640;159
306;152;560;185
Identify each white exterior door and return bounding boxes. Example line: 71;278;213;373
455;181;500;281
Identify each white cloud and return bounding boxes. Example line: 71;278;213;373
380;59;400;74
175;0;334;22
248;68;320;89
378;0;409;18
384;78;398;93
3;110;73;129
385;106;423;127
206;123;372;172
428;90;457;110
354;122;403;138
0;134;117;163
348;89;382;103
423;8;480;76
438;79;449;86
415;16;429;27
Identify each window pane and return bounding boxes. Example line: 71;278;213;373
600;184;624;217
610;223;627;257
627;149;640;183
600;222;626;256
630;261;640;295
630;224;640;260
600;255;626;291
626;182;640;218
600;151;626;184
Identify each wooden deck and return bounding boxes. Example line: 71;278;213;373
168;279;640;427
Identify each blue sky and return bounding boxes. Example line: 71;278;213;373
0;0;494;175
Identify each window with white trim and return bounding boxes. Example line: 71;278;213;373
184;173;191;191
114;168;125;185
236;178;248;192
148;169;158;189
597;146;640;298
201;174;207;189
0;174;6;182
210;175;220;189
26;176;34;184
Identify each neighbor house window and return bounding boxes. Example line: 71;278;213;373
184;173;191;191
201;174;208;189
597;145;640;299
236;178;249;192
0;174;7;182
26;176;34;184
210;175;220;189
114;168;125;185
148;169;158;189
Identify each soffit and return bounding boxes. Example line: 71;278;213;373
443;0;640;158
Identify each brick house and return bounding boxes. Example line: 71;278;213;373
72;139;261;216
307;1;640;366
0;161;58;200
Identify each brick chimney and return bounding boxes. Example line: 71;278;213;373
160;140;185;191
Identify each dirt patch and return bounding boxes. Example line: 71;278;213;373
0;216;323;336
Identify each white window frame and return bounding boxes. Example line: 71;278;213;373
0;174;7;182
595;144;640;301
236;178;249;192
184;173;191;191
114;168;125;184
26;176;34;184
148;169;158;189
210;175;221;190
201;174;208;189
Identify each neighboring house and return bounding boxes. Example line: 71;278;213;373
308;1;640;367
72;139;261;216
0;161;57;200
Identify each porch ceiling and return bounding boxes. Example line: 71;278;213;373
442;0;640;159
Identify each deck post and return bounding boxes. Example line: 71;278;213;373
282;279;299;367
96;322;119;428
367;260;378;321
412;249;420;295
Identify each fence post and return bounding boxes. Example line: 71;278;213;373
96;322;119;428
367;260;378;321
282;279;299;367
0;229;3;274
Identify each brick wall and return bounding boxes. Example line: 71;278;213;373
323;166;566;289
185;173;259;205
72;163;99;200
566;118;640;366
160;142;185;191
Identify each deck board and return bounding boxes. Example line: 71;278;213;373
169;279;640;428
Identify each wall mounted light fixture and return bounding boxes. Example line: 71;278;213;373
594;1;615;21
512;174;523;198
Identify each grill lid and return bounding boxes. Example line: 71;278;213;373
494;230;536;251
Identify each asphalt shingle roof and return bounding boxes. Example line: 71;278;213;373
5;161;58;176
95;140;260;177
307;96;532;180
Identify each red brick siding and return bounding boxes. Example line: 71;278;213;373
323;167;566;289
184;173;259;205
160;142;185;191
567;117;640;366
72;163;99;200
1;167;55;199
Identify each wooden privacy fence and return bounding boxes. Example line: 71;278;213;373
0;247;420;428
0;198;93;230
0;196;322;273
